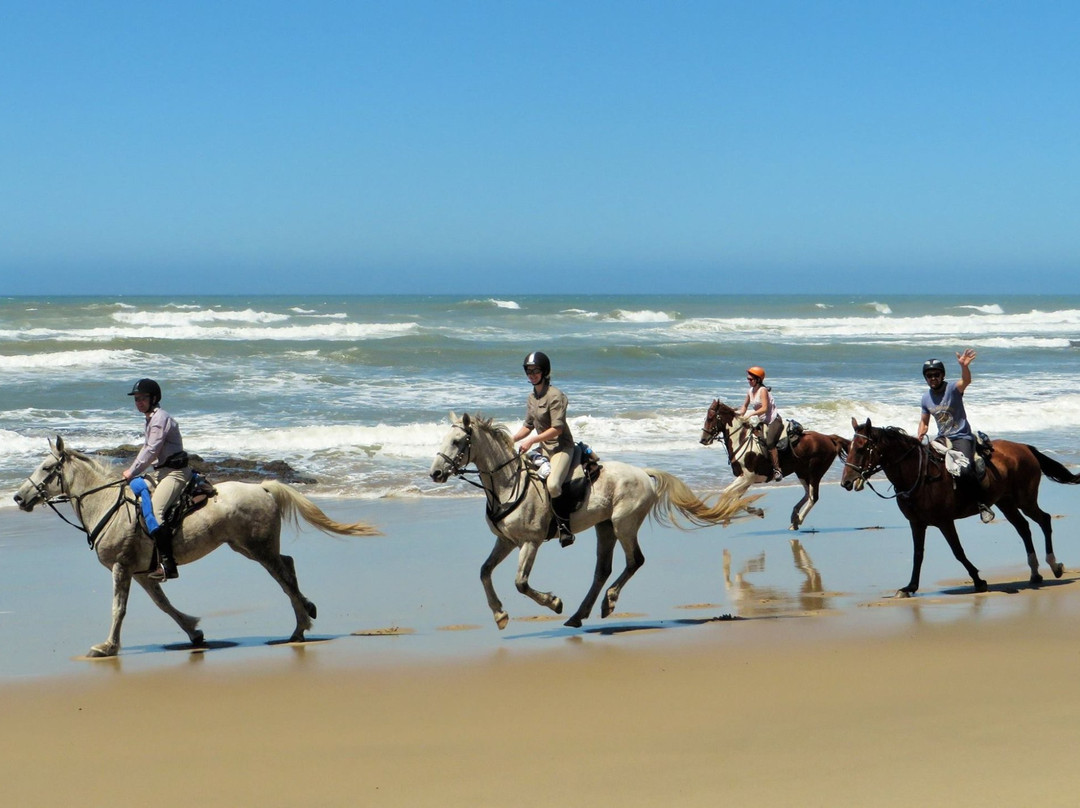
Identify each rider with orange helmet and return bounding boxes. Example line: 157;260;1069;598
737;366;784;481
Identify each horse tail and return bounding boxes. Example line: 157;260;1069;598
644;469;762;529
1029;447;1080;485
261;480;382;536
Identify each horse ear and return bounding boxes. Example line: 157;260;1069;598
55;435;65;454
462;412;472;429
449;411;459;423
851;417;859;430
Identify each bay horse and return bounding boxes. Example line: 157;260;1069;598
699;399;850;530
13;436;380;657
840;418;1080;596
429;413;758;629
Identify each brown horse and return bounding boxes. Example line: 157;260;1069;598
699;399;851;530
840;418;1080;596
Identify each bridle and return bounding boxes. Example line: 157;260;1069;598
844;427;927;500
25;451;134;548
703;404;760;465
438;423;536;526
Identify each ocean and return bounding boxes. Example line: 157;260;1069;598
2;293;1079;507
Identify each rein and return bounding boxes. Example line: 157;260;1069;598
29;456;136;548
846;431;928;500
440;426;536;526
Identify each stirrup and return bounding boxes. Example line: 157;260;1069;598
148;564;167;582
979;504;995;524
772;468;783;482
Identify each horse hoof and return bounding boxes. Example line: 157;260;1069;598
564;615;583;628
305;600;318;620
191;630;206;647
1053;563;1065;579
551;597;563;615
289;631;306;643
1031;573;1044;586
974;580;988;593
895;589;914;599
495;612;509;631
87;644;116;658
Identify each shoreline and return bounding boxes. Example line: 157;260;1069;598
4;481;1080;804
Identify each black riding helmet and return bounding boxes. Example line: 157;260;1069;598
523;351;551;379
922;359;946;378
128;378;162;405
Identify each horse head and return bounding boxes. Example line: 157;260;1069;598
841;418;882;492
700;399;739;446
14;435;71;511
429;413;516;483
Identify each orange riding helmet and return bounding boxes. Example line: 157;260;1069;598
747;366;766;382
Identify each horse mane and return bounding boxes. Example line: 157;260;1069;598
464;414;515;453
713;399;737;415
66;447;120;478
869;424;917;448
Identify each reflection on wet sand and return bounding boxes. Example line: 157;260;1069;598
723;539;826;617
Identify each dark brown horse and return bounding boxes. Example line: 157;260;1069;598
700;399;851;530
840;417;1080;596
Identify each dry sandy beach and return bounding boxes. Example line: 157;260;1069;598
4;480;1080;806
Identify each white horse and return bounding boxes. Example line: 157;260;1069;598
429;413;758;629
13;436;380;658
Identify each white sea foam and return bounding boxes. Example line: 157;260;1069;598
955;304;1005;315
6;322;420;342
670;308;1080;344
0;349;144;370
602;309;677;323
867;302;893;314
491;299;521;310
113;308;291;326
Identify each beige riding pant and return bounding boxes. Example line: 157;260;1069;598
147;467;194;525
545;447;572;498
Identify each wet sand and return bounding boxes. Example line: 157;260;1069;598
3;481;1080;806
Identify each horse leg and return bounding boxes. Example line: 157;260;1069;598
727;476;763;518
135;577;205;646
565;520;617;627
513;541;564;616
996;502;1043;584
898;524;927;597
88;563;133;658
789;477;817;531
231;542;317;642
939;522;988;593
480;537;515;630
600;529;645;619
1019;500;1063;578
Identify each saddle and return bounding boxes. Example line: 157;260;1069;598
140;471;218;533
777;418;803;452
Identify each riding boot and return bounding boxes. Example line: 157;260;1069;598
769;448;783;482
959;475;994;524
551;494;575;548
149;525;180;581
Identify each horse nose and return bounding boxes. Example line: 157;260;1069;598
430;469;446;483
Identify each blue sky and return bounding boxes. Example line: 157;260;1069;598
2;1;1078;295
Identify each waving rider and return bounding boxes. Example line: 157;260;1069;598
916;349;994;523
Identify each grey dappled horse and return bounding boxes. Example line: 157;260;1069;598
429;413;758;629
14;436;380;657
